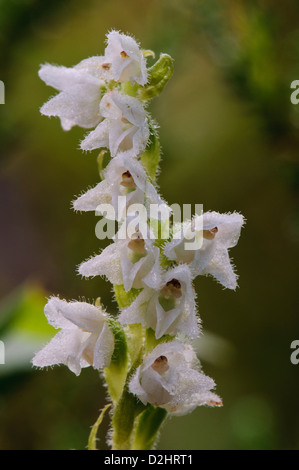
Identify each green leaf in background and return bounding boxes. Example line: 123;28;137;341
0;283;53;376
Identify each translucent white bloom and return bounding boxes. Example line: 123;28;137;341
164;211;245;290
72;154;163;220
104;30;147;85
80;90;149;157
32;297;114;376
39;59;108;131
119;264;199;339
79;234;162;292
129;342;222;415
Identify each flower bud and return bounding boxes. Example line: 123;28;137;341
138;54;174;101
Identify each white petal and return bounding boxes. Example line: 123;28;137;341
129;366;149;405
80;120;109;151
156;264;199;338
40;87;102;130
93;322;115;369
59;301;106;333
32;329;90;376
140;243;163;290
105;31;147;85
75;55;112;80
202;211;245;248
120;240;162;292
78;243;123;285
44;297;76;330
39;64;102;90
72;179;112;212
129;341;220;414
118;288;153;326
202;249;238;290
110;91;147;127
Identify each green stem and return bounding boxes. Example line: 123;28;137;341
133;406;168;450
111;348;145;450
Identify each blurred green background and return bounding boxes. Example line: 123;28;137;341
0;0;299;450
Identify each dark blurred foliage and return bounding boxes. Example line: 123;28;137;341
0;0;299;449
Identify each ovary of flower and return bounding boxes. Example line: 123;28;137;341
39;60;108;131
164;211;245;290
80;90;149;157
78;235;162;293
129;342;222;415
32;297;114;376
118;264;200;339
104;30;148;85
72;154;162;221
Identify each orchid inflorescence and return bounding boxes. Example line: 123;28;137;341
33;30;245;450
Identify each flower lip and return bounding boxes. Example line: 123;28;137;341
203;227;218;240
128;230;146;254
151;355;169;375
160;278;182;299
120;170;136;188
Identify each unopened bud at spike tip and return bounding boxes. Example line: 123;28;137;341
138;53;174;101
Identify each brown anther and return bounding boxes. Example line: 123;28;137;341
151;355;169;375
203;227;218;240
101;62;112;70
120;50;129;58
160;279;182;299
128;231;146;254
106;102;111;108
120;171;136;189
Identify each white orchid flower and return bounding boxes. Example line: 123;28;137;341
119;264;199;339
78;231;162;292
104;30;148;85
164;211;245;290
80;90;149;157
72;153;163;221
129;342;222;415
39;58;109;131
32;297;114;376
